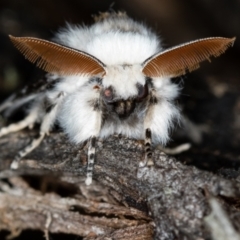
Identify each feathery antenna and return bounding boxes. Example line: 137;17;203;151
9;35;106;77
142;37;235;78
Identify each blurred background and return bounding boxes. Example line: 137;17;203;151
0;0;239;98
0;0;240;239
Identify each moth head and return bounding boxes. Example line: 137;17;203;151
141;37;236;78
99;65;149;119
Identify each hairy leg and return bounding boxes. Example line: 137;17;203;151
0;108;39;137
10;92;65;169
85;136;97;185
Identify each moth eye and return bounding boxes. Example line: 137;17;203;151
103;87;114;102
136;83;148;101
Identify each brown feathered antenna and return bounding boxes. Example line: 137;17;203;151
142;37;235;78
9;35;106;77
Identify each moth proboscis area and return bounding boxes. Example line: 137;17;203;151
0;12;235;185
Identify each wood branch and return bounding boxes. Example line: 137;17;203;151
0;178;152;237
1;129;240;239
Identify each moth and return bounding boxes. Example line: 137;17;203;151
0;12;235;185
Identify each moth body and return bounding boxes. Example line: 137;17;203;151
0;12;235;185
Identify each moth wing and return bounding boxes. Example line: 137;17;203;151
142;37;235;78
9;36;106;77
0;75;56;117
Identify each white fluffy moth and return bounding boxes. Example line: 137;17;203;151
0;12;235;185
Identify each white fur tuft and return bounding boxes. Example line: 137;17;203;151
58;85;102;143
54;17;161;66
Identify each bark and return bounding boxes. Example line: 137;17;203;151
1;129;240;239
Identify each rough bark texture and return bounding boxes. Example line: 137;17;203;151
1;129;240;239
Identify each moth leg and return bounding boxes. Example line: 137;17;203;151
0;109;38;137
85;136;96;185
85;99;102;185
145;128;154;166
11;132;45;169
85;120;102;185
139;81;158;167
58;82;102;185
141;78;180;167
11;92;65;169
139;128;154;167
157;143;191;155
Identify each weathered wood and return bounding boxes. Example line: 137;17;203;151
0;129;240;239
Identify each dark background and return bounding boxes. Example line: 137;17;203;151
0;1;240;239
0;0;239;98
